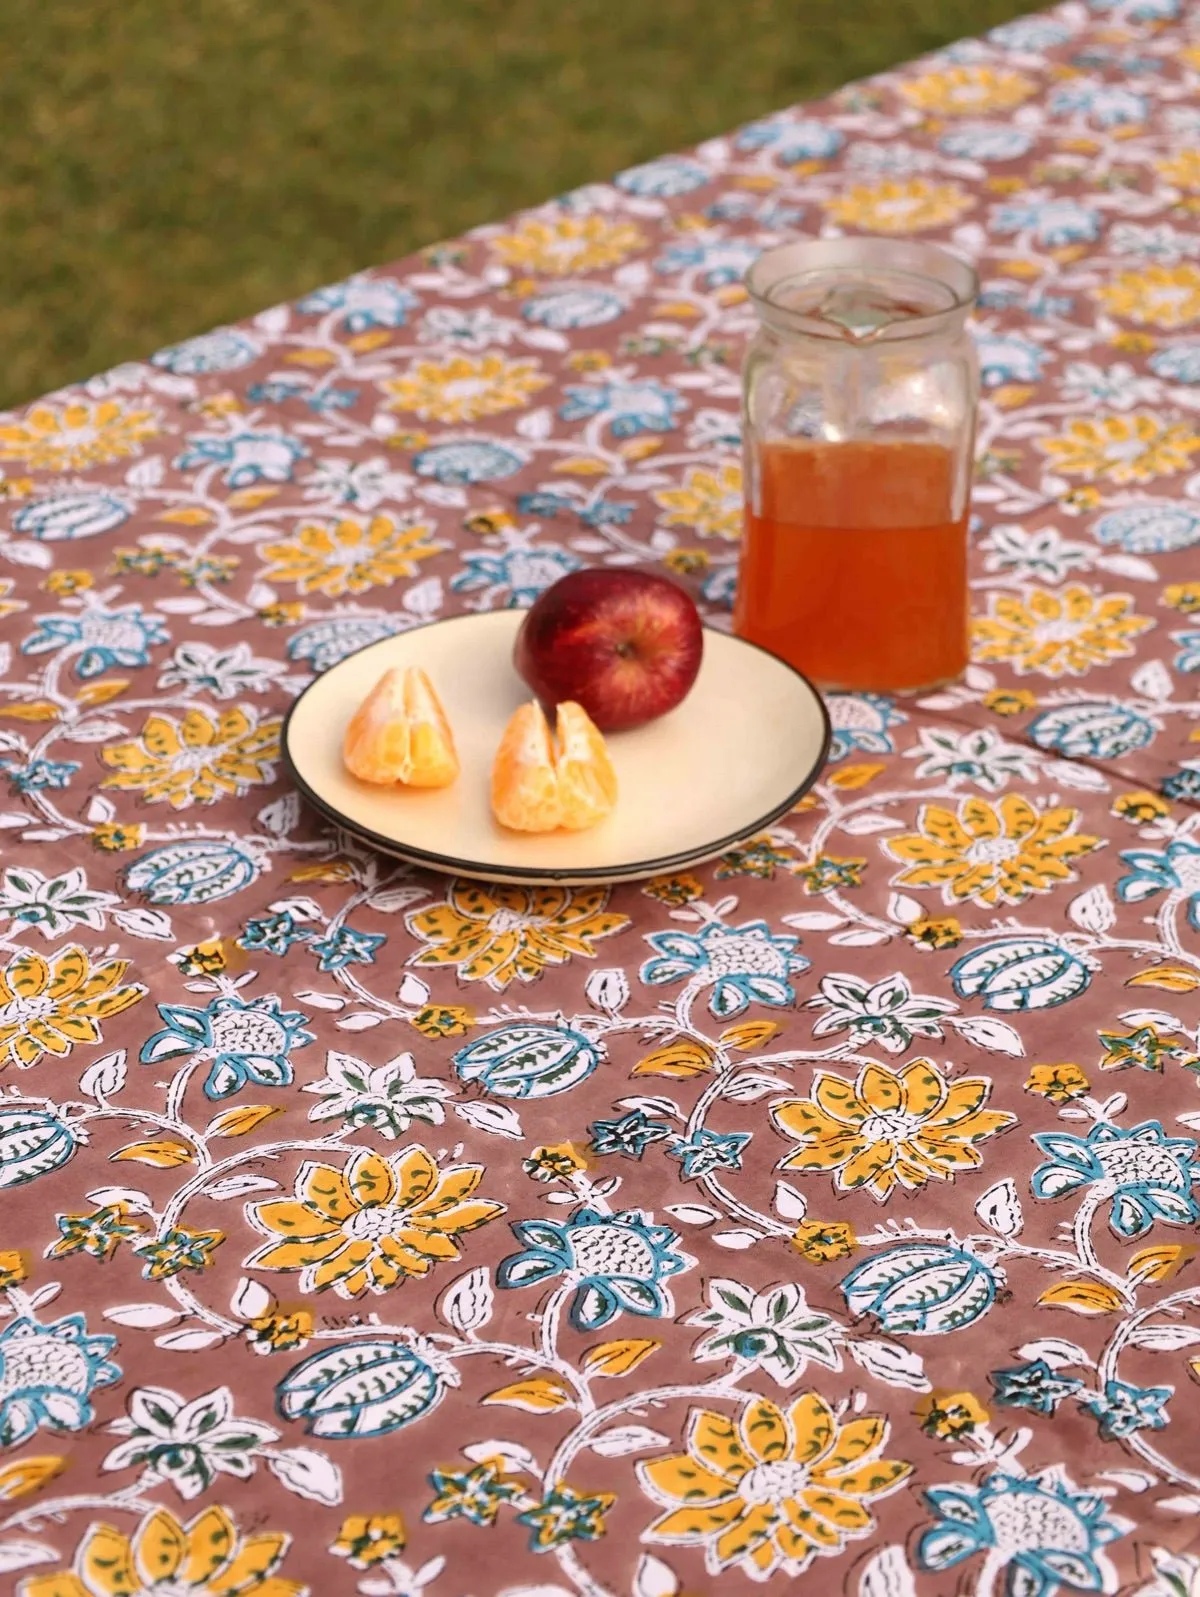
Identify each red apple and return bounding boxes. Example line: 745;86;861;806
514;568;704;732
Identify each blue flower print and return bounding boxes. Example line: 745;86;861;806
668;1128;751;1181
521;286;625;331
1031;1121;1200;1238
615;156;709;198
641;920;809;1018
588;1110;674;1160
975;332;1046;386
1117;838;1200;930
412;440;525;485
991;199;1101;248
1048;80;1148;126
919;1469;1131;1595
990;1360;1083;1415
239;911;313;957
140;993;315;1100
1088;0;1177;19
939;124;1034;161
1149;342;1200;384
298;274;418;331
516;491;573;518
287;614;404;673
0;757;80;793
451;544;580;607
1082;1378;1170;1440
988;16;1072;49
1174;629;1200;673
579;499;633;529
14;488;132;543
654;239;761;287
497;1207;693;1331
152;327;261;375
0;1312;122;1446
307;386;359;413
826;692;905;760
735;116;843;162
1163;766;1200;804
175;427;307;487
246;380;307;405
1093;501;1200;554
702;563;737;610
310;925;386;972
22;604;169;679
559;379;686;438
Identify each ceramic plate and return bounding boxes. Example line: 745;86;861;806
282;609;830;884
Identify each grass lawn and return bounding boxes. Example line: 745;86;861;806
0;0;1037;407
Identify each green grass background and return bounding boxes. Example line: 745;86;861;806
0;0;1037;408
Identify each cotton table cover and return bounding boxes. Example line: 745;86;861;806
0;4;1199;1595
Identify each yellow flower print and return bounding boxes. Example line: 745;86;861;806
19;1504;305;1597
653;462;743;541
0;945;145;1070
101;707;280;809
0;578;26;620
638;1394;910;1581
1026;1063;1090;1103
1037;412;1200;483
406;881;629;989
982;688;1037;717
1113;790;1170;823
0;400;159;473
1094;265;1200;329
972;585;1152;677
245;1144;503;1298
914;1391;989;1440
490;214;645;275
261;514;441;598
791;1221;856;1264
383;354;548;423
772;1058;1015;1202
885;795;1101;907
1156;149;1200;191
824;179;973;234
331;1513;406;1569
899;65;1035;115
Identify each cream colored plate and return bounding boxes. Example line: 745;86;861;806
282;610;830;884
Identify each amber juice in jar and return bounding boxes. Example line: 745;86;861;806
735;239;979;694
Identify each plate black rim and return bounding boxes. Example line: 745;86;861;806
280;611;833;883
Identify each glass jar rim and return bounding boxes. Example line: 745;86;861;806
746;237;978;345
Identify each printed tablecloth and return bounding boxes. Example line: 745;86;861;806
1;3;1199;1594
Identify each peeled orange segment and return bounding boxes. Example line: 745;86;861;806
490;699;617;833
401;666;460;788
343;666;459;788
555;700;618;831
491;701;563;832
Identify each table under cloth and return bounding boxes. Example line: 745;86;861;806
1;3;1200;1594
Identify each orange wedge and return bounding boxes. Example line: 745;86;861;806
343;666;459;788
491;699;617;833
555;700;618;830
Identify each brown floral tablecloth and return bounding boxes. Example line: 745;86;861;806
1;3;1200;1594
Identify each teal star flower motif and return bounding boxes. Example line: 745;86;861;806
517;1484;614;1552
425;1458;523;1527
990;1360;1082;1416
667;1128;750;1181
0;1311;122;1445
1082;1378;1171;1441
310;924;386;971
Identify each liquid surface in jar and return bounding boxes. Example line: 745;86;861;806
734;437;969;694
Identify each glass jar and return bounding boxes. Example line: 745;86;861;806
734;237;979;694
